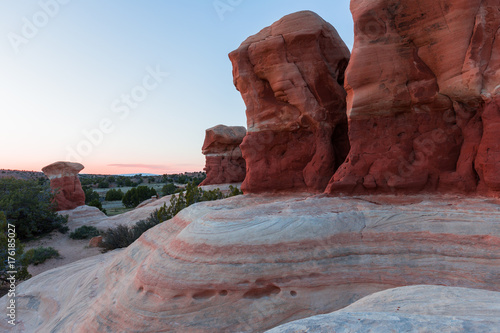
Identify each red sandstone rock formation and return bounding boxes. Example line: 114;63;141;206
327;0;500;196
88;236;103;248
229;11;350;193
199;125;246;186
42;161;85;211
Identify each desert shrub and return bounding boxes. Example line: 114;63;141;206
69;225;101;240
0;178;68;240
101;212;161;250
192;174;206;186
87;199;107;215
156;182;240;221
0;212;31;285
103;182;243;250
83;187;100;204
25;246;60;265
131;218;159;238
98;181;109;188
228;185;243;197
162;183;178;196
79;177;94;186
101;225;137;250
105;189;124;201
122;186;157;208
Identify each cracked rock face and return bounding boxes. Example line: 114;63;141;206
199;125;246;186
327;0;500;196
42;161;85;211
229;11;351;193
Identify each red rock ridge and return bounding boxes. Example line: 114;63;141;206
327;0;500;196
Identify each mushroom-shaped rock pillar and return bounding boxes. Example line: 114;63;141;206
42;161;86;211
199;125;246;186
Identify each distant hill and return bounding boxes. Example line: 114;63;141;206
116;173;160;177
0;169;45;180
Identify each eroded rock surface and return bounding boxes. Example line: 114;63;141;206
3;194;500;332
266;285;500;332
328;0;500;196
229;11;350;193
199;125;246;186
42;161;85;211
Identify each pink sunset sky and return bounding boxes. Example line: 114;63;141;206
0;0;353;175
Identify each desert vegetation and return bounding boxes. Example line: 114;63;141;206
0;178;68;240
69;226;101;240
101;182;242;250
0;178;68;287
121;186;158;208
0;212;31;285
0;172;212;289
80;172;206;216
24;246;61;266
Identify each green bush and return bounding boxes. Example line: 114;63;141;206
98;181;109;188
25;246;60;265
103;182;243;250
105;188;124;201
80;177;94;186
0;178;68;240
0;212;31;285
162;183;178;196
69;225;101;240
88;199;107;215
122;186;157;208
156;182;234;221
228;185;243;197
101;225;137;250
83;187;100;204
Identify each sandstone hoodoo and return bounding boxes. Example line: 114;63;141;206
3;4;500;333
199;124;246;186
327;0;500;196
230;11;351;193
42;161;86;211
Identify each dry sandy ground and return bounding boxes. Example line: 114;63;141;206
24;183;242;277
24;231;103;277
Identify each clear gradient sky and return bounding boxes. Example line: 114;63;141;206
0;0;353;175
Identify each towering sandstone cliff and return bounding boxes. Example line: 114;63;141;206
327;0;500;195
42;161;86;211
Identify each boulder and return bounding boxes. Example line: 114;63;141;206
229;11;350;193
199;125;246;186
88;236;103;248
42;161;85;211
3;194;500;332
266;285;500;332
327;0;500;196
